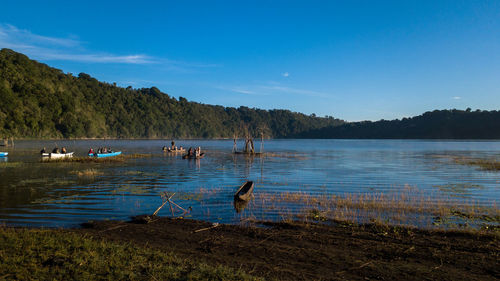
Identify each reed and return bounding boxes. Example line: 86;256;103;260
42;156;125;163
0;161;22;168
71;169;103;178
450;156;500;171
251;187;499;231
43;153;153;163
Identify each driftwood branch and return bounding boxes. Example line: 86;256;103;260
194;222;220;233
152;200;169;216
152;192;191;219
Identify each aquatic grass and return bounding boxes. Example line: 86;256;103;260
250;187;500;231
70;169;104;178
42;153;152;163
124;153;153;159
0;227;259;281
42;156;126;163
451;156;500;171
0;161;23;168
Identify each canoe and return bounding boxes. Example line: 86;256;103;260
163;148;186;153
89;151;122;158
182;153;205;159
41;153;50;157
0;152;8;157
234;181;254;201
42;152;73;159
49;152;74;159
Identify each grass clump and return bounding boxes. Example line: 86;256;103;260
0;162;22;168
453;157;500;171
251;186;500;231
43;156;125;163
70;169;104;178
43;153;152;164
0;227;259;281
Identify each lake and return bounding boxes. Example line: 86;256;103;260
0;139;499;228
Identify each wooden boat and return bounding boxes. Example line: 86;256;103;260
234;181;254;201
89;151;122;158
49;152;74;159
163;148;186;153
0;152;8;157
182;153;205;159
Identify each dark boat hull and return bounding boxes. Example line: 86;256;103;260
182;153;205;159
234;181;254;201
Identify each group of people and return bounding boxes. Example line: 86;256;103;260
88;147;113;154
40;147;67;154
163;141;184;152
186;146;202;157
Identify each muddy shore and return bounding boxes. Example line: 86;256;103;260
75;217;499;280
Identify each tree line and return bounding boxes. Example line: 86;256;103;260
2;48;498;140
0;48;343;139
297;108;500;139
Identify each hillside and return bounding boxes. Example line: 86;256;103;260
0;49;343;139
298;109;500;139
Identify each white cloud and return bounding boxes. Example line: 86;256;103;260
0;24;217;68
452;96;462;100
282;72;289;77
214;85;263;96
260;85;329;98
215;83;331;98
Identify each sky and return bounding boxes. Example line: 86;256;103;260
1;0;499;121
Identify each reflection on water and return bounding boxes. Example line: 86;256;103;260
0;139;499;227
234;199;250;213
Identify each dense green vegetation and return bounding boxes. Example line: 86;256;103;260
0;48;342;139
298;109;500;139
0;227;258;280
2;48;499;139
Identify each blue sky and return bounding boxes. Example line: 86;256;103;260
1;1;499;121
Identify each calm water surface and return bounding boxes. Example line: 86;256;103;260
0;139;499;227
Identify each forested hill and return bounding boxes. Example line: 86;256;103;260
297;109;500;139
0;48;343;139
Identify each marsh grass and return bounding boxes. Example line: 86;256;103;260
452;156;500;171
43;156;125;163
70;169;103;178
250;186;499;231
125;153;153;159
0;161;22;168
0;227;258;280
42;153;152;163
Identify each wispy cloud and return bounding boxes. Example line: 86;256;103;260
215;83;331;98
282;72;289;77
0;24;217;68
260;85;329;98
214;85;265;96
452;96;462;100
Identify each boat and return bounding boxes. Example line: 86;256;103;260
41;153;50;157
0;152;8;157
234;181;254;201
163;148;186;153
182;153;205;159
49;152;74;159
89;151;122;158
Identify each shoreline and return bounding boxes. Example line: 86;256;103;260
2;217;498;280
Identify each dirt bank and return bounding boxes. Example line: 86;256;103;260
77;218;499;280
